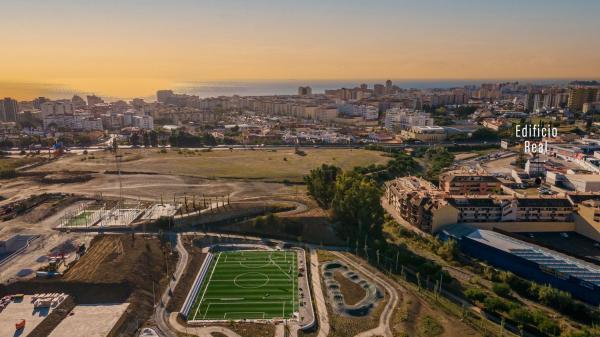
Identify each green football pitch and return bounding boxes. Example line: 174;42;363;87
187;250;298;321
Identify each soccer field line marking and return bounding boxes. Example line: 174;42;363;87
223;312;266;319
207;278;292;282
269;254;292;281
195;252;221;320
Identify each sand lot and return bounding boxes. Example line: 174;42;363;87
0;295;51;337
48;303;129;337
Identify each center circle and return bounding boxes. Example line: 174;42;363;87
234;272;269;289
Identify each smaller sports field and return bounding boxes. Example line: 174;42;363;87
187;250;298;321
65;210;97;227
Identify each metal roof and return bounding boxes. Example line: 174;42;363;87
442;225;600;286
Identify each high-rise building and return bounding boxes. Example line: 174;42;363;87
32;97;50;109
374;84;385;96
157;90;174;103
86;94;104;106
568;87;599;111
385;79;393;89
0;97;18;122
298;86;312;96
72;95;87;108
40;101;73;118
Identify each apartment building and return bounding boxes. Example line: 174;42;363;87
385;176;576;234
384;108;434;131
439;171;501;194
399;126;446;142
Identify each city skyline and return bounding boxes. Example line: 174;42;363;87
2;0;600;99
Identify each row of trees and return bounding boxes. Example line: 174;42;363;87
129;130;159;147
305;164;384;243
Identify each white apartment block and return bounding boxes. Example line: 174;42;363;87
43;114;103;131
133;115;154;130
384;108;434;131
40;101;74;118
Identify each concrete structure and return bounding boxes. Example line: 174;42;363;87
133;115;154;130
48;303;130;337
386;176;576;234
0;97;18;122
384;108;433;131
86;95;104;106
400;126;446;142
439;171;501;195
568;87;599;111
298;86;312;96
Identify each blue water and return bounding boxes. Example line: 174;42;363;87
172;79;571;98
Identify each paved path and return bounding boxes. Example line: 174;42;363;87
310;249;330;337
168;313;242;337
331;251;399;337
153;233;240;337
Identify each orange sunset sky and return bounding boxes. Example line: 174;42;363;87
1;0;600;99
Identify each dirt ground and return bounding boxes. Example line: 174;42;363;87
29;148;389;182
333;271;366;306
0;197;95;284
61;234;177;336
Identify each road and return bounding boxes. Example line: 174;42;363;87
310;249;330;337
331;251;399;337
152;233;183;337
152;233;242;337
5;140;500;155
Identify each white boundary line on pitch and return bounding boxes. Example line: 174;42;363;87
195;252;220;320
200;301;287;320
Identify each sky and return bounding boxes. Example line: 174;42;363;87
1;0;600;99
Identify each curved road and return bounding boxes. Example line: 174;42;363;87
310;249;330;337
153;233;241;337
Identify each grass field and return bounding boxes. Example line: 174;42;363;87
65;210;96;227
32;148;389;181
187;250;298;321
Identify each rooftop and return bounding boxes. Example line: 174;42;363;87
444;225;600;286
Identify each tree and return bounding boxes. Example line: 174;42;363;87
149;130;159;147
130;133;140;147
470;127;500;141
111;138;118;152
423;147;454;183
304;164;341;209
142;132;150;147
331;172;384;242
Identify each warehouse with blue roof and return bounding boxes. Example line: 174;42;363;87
440;224;600;305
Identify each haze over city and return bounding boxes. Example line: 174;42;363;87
2;0;600;99
3;1;600;337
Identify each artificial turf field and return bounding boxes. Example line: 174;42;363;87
187;250;298;321
65;210;95;227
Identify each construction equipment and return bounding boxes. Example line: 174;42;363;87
15;319;26;330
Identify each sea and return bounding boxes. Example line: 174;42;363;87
171;79;571;98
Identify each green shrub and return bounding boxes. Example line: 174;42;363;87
464;287;487;303
508;307;533;325
492;282;511;298
483;296;511;313
0;168;16;179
